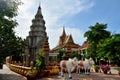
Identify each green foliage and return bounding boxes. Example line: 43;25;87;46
84;23;111;63
71;51;82;60
0;0;22;18
94;65;100;70
84;53;90;59
97;34;120;65
71;51;78;58
26;69;37;75
36;49;45;59
87;43;97;58
0;0;26;62
84;23;110;44
57;49;67;62
35;49;45;72
0;57;5;63
35;60;42;70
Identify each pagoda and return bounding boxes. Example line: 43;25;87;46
52;27;81;53
25;5;50;66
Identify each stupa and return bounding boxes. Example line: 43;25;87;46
25;5;50;66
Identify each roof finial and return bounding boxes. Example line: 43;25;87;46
35;0;42;17
63;26;65;30
39;0;41;7
38;0;41;9
62;26;66;37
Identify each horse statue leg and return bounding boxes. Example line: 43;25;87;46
61;67;64;77
76;66;79;74
84;68;87;74
68;69;72;79
78;67;81;74
79;67;81;74
86;69;89;74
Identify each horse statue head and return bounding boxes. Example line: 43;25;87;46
68;58;72;61
73;57;78;61
85;58;88;61
71;57;78;67
89;58;95;67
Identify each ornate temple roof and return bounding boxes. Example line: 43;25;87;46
61;27;66;38
78;41;90;50
52;27;81;51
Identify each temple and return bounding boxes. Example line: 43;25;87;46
25;5;50;66
52;27;81;53
78;41;90;54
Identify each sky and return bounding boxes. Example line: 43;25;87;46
15;0;120;49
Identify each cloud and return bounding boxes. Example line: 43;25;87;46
41;0;94;28
15;0;37;37
15;0;94;49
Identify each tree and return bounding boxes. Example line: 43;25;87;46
84;23;111;44
57;49;67;62
71;51;82;60
97;34;120;66
11;37;28;61
0;0;24;62
84;23;111;63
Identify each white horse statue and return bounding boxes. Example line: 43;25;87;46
76;58;95;74
60;57;78;79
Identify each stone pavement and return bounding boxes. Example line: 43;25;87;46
111;67;119;74
0;64;120;80
38;68;120;80
38;72;120;80
0;64;26;80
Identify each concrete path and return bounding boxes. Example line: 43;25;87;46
0;64;26;80
111;67;119;74
38;72;120;80
0;64;120;80
37;68;120;80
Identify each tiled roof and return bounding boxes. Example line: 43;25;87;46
52;27;81;51
77;41;90;50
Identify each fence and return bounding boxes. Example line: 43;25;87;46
6;56;35;77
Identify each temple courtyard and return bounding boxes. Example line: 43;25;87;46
0;64;120;80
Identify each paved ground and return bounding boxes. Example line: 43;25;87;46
0;64;26;80
0;64;120;80
37;67;120;80
37;72;120;80
40;72;120;80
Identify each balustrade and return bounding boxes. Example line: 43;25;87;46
6;56;60;78
5;56;36;77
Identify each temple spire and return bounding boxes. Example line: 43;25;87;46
35;3;43;18
26;2;49;65
37;5;41;14
39;0;41;7
61;26;66;37
68;34;74;43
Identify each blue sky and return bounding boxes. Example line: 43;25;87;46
61;0;120;33
15;0;120;49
